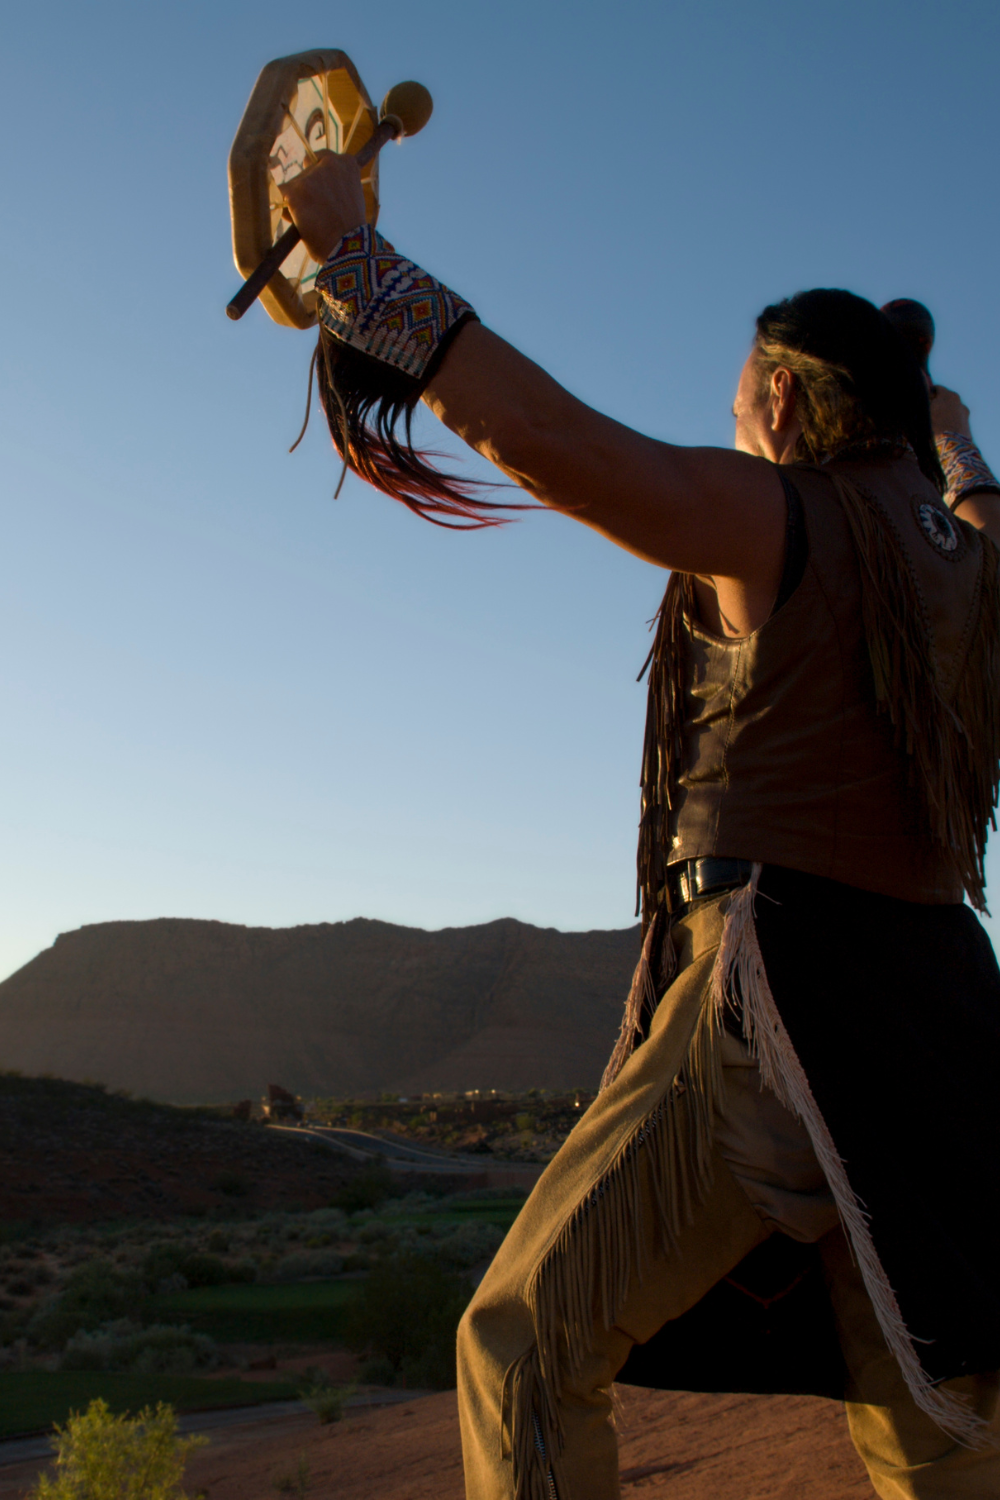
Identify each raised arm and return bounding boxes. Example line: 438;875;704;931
280;151;787;614
421;323;784;579
930;385;1000;549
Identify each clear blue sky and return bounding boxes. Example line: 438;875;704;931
2;0;999;981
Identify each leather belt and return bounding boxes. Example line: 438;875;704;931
667;857;754;910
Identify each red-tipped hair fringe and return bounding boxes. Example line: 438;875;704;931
313;326;529;528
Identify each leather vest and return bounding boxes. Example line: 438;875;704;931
664;454;991;905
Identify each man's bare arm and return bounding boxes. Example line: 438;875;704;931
280;149;785;608
424;323;786;586
930;385;1000;549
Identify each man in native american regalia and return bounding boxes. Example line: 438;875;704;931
281;154;1000;1499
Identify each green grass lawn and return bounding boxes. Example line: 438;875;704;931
147;1279;359;1342
0;1372;300;1440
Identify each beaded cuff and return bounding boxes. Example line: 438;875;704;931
316;224;477;383
935;432;1000;511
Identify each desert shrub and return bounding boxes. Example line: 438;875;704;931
355;1220;392;1245
339;1252;369;1273
60;1320;219;1375
179;1254;231;1288
0;1337;28;1370
300;1208;347;1234
330;1162;397;1213
142;1244;193;1289
431;1221;505;1270
389;1191;439;1214
1;1303;28;1346
269;1249;344;1283
343;1253;472;1390
143;1246;250;1291
444;1187;529;1205
272;1453;310;1497
155;1274;189;1295
30;1262;145;1351
298;1375;355;1424
9;1260;53;1289
28;1398;206;1499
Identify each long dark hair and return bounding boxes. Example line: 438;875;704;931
754;289;945;493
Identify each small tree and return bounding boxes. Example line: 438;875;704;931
344;1253;472;1389
30;1399;206;1500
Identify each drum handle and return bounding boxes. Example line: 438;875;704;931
226;117;400;322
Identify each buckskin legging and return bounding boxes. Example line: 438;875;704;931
455;891;1000;1500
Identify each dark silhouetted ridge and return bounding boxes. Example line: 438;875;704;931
0;916;639;1103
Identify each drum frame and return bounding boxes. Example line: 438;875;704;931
229;49;379;329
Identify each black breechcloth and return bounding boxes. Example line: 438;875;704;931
620;865;1000;1398
754;863;1000;1383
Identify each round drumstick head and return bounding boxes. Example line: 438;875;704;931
380;81;433;138
881;298;935;373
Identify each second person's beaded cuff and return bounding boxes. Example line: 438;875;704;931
935;432;1000;511
315;224;477;385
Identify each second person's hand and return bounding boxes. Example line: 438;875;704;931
930;384;973;440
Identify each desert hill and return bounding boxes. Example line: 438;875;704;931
0;916;640;1104
0;1073;364;1224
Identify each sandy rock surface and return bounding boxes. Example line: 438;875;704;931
0;1384;875;1499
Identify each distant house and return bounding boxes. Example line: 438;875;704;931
262;1083;303;1122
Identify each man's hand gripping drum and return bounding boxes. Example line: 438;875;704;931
226;51;432;323
227;49;501;525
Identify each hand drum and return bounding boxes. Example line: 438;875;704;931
229;50;381;330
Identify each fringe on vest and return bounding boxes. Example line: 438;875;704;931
509;992;727;1500
634;479;1000;921
600;908;677;1092
594;575;693;1090
635;574;694;934
828;473;1000;911
712;865;990;1447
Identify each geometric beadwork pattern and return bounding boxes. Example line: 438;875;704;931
936;431;1000;511
316;225;476;380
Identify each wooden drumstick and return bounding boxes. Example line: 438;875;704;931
226;81;433;322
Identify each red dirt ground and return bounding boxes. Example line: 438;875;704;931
0;1384;874;1498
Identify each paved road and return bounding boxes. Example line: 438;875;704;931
313;1126;484;1168
270;1124;492;1174
0;1390;434;1468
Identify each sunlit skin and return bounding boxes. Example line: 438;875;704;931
281;152;1000;631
